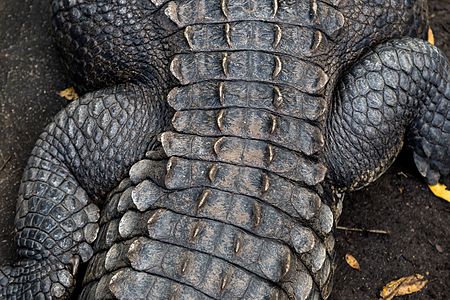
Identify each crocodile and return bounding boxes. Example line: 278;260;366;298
1;0;449;299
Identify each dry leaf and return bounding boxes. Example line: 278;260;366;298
435;243;444;253
429;183;450;203
345;253;360;271
58;87;79;101
380;274;428;300
428;27;435;45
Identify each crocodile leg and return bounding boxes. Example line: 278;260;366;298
0;1;175;298
51;0;176;93
0;83;169;299
325;37;450;193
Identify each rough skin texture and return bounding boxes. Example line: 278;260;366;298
0;0;449;299
327;38;450;190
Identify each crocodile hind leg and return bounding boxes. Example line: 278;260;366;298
325;37;450;194
0;83;169;299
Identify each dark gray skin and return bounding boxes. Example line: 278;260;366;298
1;0;449;299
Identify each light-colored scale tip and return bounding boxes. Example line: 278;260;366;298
166;87;179;108
273;55;282;78
208;164;219;182
219;82;226;105
192;222;202;239
147;209;164;226
222;53;229;76
220;273;231;291
267;144;274;163
273;86;283;108
225;23;232;47
217;109;225;131
273;25;282;48
272;0;279;18
213;137;225;156
184;26;194;49
252;202;262;227
311;30;322;51
234;235;242;254
310;0;318;21
282;251;292;278
197;189;211;210
221;0;229;18
164;2;182;27
181;256;190;274
170;56;186;84
270;115;277;134
262;173;271;193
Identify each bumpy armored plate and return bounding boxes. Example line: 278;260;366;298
1;0;449;299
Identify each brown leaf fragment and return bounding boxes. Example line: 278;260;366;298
345;253;360;271
58;87;79;101
428;27;435;45
380;274;428;300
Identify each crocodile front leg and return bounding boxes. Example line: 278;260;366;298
0;83;169;299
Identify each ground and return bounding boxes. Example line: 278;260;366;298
0;1;448;299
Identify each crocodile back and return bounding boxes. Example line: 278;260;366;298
74;0;428;299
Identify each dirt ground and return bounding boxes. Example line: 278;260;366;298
0;1;448;299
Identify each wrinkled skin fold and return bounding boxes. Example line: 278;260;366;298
1;0;449;299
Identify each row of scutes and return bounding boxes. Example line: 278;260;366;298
157;0;344;38
153;0;335;298
84;176;336;298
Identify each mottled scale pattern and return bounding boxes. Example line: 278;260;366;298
167;81;327;122
170;51;329;93
156;0;337;298
82;176;333;299
179;21;328;58
56;84;170;197
3;0;445;299
0;83;170;298
161;132;326;185
326;38;450;190
169;108;324;155
75;0;432;299
51;0;178;92
166;0;345;37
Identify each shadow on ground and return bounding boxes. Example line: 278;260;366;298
0;1;448;299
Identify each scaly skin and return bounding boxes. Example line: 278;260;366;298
1;0;449;299
326;38;450;190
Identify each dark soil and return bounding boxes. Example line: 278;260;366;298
0;1;448;299
331;2;450;299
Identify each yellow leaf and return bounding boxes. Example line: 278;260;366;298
428;27;435;45
429;183;450;203
345;253;360;271
380;274;428;300
58;87;79;101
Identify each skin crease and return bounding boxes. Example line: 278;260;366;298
0;0;448;298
